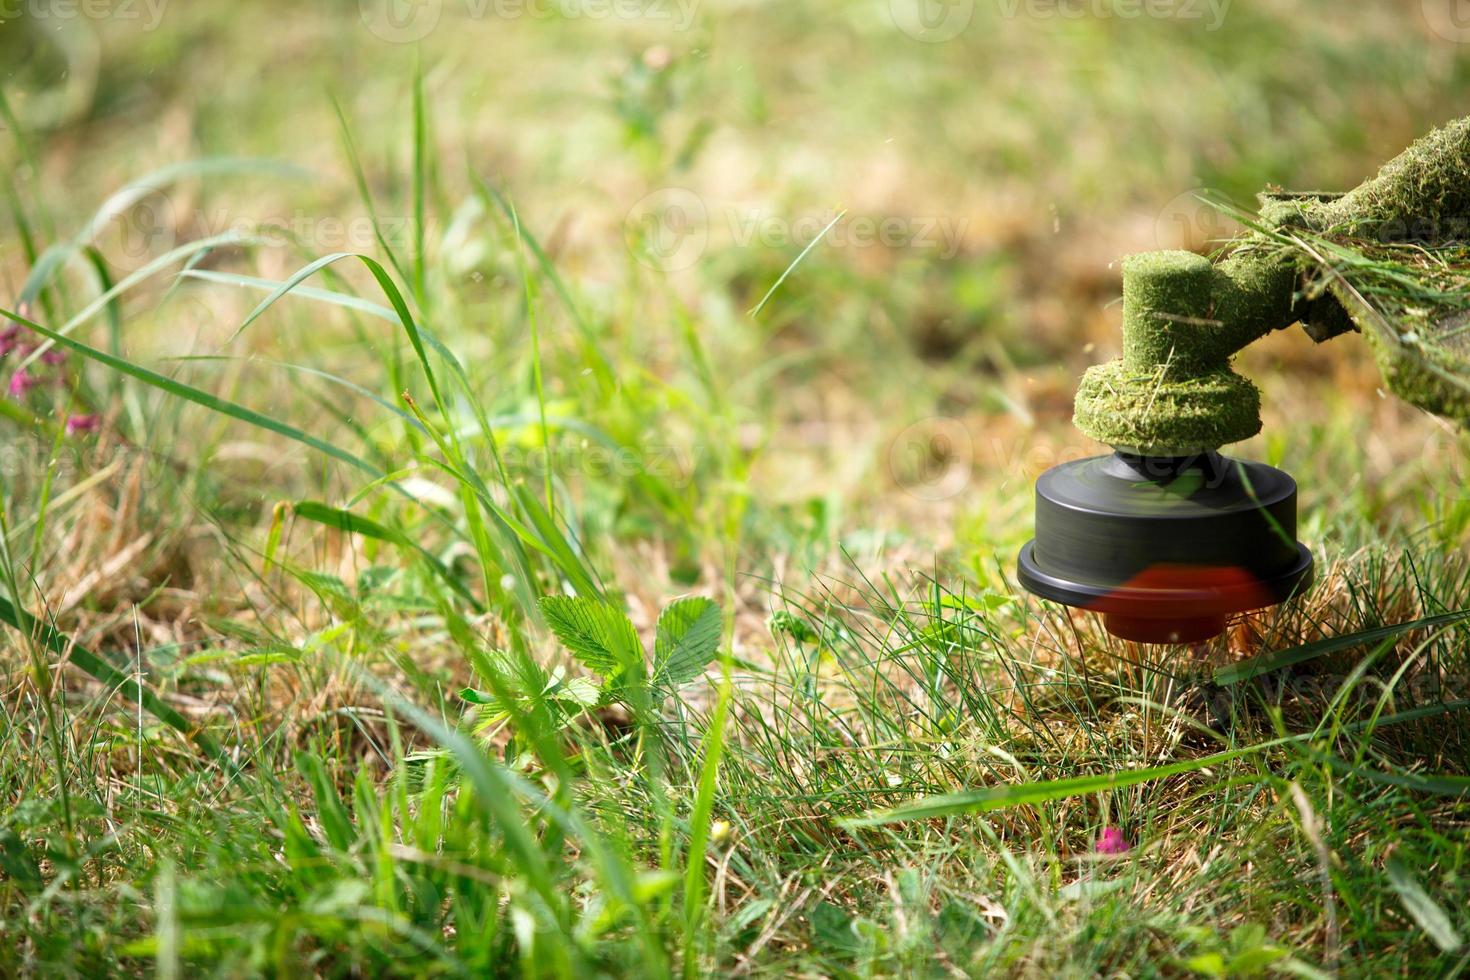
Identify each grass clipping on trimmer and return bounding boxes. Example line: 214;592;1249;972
1276;230;1470;422
1254;114;1470;423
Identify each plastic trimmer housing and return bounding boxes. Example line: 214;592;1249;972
1017;452;1313;643
1013;117;1470;643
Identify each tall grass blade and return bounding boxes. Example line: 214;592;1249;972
1215;609;1470;685
843;737;1294;826
748;209;845;317
0;305;382;478
682;678;731;978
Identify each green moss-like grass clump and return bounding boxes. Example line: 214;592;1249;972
1073;360;1261;455
1226;233;1470;424
1119;249;1295;377
1315;115;1470;240
1319;258;1470;421
1082;248;1296;454
1257;117;1470;242
1083;115;1470;449
1118;250;1215;375
1245;117;1470;422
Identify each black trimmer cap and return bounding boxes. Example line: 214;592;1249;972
1017;452;1313;643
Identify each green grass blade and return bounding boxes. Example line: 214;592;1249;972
295;752;357;851
80;245;125;356
0;595;230;766
293;501;481;609
362;676;564;925
1215;609;1470;685
748;209;845;317
847;695;1470;827
681;678;731;978
227;252;368;343
331;96;414;290
513;485;604;602
178;269;399;323
0;305;382;479
18;158;309;308
470;172;615;390
1386;856;1465;953
168;353;427;434
78;158;311;244
21;232;249;370
412;62;429;310
842;736;1294;826
506;202;555;517
1320;753;1470;797
182;249;452;423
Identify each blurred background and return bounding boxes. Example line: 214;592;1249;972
1;0;1468;621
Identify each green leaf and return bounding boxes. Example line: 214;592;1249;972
552;675;603;708
0;830;42;891
1386;856;1465;953
1183;952;1227;977
809;901;861;953
653;596;722;689
768;609;819;644
1225;945;1287;975
538;596;642;680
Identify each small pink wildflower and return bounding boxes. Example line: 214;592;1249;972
40;347;66;366
8;369;40;398
0;325;21;356
64;414;100;436
1095;827;1131;855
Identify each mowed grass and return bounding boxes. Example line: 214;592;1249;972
2;2;1470;976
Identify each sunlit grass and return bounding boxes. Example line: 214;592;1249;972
1;3;1468;976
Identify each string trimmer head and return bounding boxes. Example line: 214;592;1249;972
1019;116;1470;643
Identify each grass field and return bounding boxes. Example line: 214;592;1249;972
2;1;1470;975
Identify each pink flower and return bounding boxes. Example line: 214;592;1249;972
8;370;40;398
40;347;66;366
1095;827;1131;854
0;325;21;356
65;414;100;436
